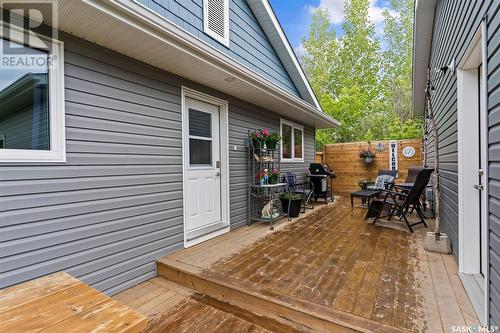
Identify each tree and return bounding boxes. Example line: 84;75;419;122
301;0;422;149
302;0;383;148
381;0;414;122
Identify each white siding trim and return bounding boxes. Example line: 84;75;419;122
0;23;66;164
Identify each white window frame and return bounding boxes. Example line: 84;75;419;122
0;23;66;163
203;0;230;47
280;119;304;163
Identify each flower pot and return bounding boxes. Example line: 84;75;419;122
269;174;279;184
266;140;278;150
252;139;263;149
363;157;374;164
280;198;302;217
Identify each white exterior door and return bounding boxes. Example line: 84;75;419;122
183;95;227;244
456;22;489;325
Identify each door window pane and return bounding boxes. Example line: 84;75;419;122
189;109;211;138
282;123;292;159
0;38;49;150
190;138;212;165
294;128;303;159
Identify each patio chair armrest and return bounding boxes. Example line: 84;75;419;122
380;189;408;197
392;185;411;194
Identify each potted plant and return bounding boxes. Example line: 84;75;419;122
279;192;302;218
250;130;265;149
359;149;376;164
358;179;370;190
264;129;281;150
269;167;280;184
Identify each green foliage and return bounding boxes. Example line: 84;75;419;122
301;0;421;150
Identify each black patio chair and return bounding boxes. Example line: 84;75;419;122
285;172;315;214
371;168;434;233
404;166;425;183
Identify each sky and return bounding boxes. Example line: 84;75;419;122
269;0;395;54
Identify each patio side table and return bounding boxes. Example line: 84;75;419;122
350;189;380;206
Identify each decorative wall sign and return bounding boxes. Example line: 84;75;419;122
375;142;385;152
389;141;398;172
402;146;416;158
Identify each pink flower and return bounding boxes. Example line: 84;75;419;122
263;128;269;137
256;131;261;138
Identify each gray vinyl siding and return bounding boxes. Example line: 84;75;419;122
426;0;499;325
0;32;314;295
136;0;300;97
487;0;500;326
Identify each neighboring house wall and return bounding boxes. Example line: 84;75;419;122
426;0;499;325
0;104;49;150
0;33;314;295
136;0;300;97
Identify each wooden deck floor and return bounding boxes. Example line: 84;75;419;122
163;197;478;332
114;278;271;333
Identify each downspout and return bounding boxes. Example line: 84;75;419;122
425;68;440;237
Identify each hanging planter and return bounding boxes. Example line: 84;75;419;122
363;157;374;164
359;149;376;165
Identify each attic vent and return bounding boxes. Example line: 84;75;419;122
204;0;229;46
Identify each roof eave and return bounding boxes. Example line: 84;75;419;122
412;0;438;116
247;0;323;111
51;0;338;128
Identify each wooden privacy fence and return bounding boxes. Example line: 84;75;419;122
316;139;423;195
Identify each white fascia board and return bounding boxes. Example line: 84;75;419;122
412;0;438;116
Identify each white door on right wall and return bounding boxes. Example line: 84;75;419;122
456;22;489;325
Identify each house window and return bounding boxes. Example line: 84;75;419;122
280;119;304;162
0;29;65;163
203;0;230;46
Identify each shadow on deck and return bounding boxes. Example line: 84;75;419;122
115;197;478;333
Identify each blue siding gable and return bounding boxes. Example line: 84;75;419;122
137;0;301;97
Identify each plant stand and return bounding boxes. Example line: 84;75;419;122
248;131;284;230
249;183;287;230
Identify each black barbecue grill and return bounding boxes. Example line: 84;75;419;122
308;163;336;203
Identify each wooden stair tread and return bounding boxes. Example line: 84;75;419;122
157;258;410;333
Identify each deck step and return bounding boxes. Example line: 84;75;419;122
157;258;410;333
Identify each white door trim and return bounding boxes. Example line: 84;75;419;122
181;87;230;248
456;21;489;325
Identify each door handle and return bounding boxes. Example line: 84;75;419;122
473;184;484;191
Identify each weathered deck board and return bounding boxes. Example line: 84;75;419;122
0;272;146;333
160;197;478;332
114;276;272;333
